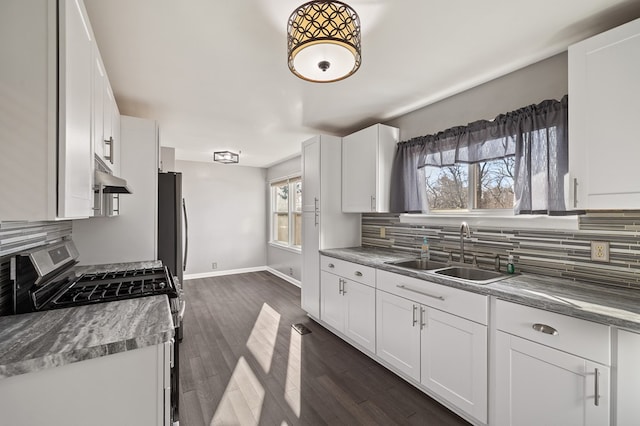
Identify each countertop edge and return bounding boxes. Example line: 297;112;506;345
320;247;640;332
0;295;175;379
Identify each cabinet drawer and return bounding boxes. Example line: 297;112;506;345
495;299;610;365
320;256;375;287
376;270;488;325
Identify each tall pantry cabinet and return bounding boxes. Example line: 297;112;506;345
301;136;360;318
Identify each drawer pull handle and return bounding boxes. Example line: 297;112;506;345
328;263;335;268
594;368;600;407
532;323;559;336
412;304;418;327
354;271;363;277
397;284;445;301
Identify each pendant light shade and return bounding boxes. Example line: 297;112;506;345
287;1;361;83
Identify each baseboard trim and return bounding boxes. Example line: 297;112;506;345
184;266;301;288
184;266;266;280
266;267;301;288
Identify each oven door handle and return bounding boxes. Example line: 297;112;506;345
178;299;186;321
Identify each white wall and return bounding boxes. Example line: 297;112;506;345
386;52;568;140
73;116;158;264
176;159;267;276
266;156;302;282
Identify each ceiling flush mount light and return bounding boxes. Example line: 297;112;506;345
287;1;361;83
213;151;239;164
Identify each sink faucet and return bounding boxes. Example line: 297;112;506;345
460;222;470;263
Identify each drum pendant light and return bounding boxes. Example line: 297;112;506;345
287;1;361;83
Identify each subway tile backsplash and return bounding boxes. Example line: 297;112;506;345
362;212;640;290
0;221;72;316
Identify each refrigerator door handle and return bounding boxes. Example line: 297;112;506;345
182;198;188;272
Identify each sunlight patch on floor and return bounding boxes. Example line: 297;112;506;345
210;356;265;426
246;303;281;373
284;327;302;417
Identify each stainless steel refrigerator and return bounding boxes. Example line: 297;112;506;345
158;172;187;285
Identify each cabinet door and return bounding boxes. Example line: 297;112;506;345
320;271;345;332
376;291;421;381
301;211;320;317
495;332;610;426
343;279;375;353
421;308;487;423
302;137;320;213
92;52;105;161
342;126;377;212
58;0;94;218
616;329;640;426
569;18;640;209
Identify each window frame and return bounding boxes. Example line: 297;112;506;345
424;157;516;216
269;175;302;252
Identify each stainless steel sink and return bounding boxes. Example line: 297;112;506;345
386;258;449;271
435;266;512;284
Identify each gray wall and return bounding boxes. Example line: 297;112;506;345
386;52;568;140
266;156;302;283
176;159;267;276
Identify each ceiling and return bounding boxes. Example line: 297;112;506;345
83;0;640;168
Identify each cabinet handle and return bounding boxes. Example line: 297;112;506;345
338;278;343;295
594;368;600;407
396;284;445;301
420;307;426;330
412;304;418;327
328;263;335;269
314;197;319;226
532;323;559;336
370;195;375;211
573;178;578;208
354;271;363;277
104;137;114;164
342;280;347;295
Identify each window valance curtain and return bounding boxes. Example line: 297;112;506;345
389;95;568;214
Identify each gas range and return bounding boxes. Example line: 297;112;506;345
10;240;184;425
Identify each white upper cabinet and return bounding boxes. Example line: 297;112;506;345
342;124;399;213
57;0;94;218
0;0;116;220
568;18;640;209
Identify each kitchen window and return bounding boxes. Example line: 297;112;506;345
425;157;515;212
270;177;302;250
390;96;568;215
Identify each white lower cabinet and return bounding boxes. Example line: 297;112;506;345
615;329;640;426
494;300;610;426
376;290;421;380
320;268;376;353
375;270;488;423
0;343;171;425
421;307;487;421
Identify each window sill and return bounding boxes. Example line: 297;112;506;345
399;213;580;231
268;242;302;254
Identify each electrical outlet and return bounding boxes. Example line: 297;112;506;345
591;241;610;262
212;262;218;269
289;267;294;276
380;227;386;238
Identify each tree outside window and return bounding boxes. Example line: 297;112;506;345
425;157;515;211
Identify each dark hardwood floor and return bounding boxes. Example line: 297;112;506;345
178;271;469;426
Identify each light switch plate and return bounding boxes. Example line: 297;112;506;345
591;241;610;262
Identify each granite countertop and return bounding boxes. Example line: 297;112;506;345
0;295;174;379
321;247;640;332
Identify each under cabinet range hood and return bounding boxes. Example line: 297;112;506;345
94;170;133;194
